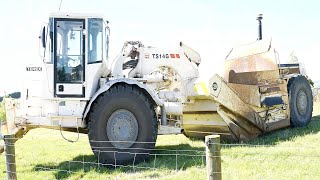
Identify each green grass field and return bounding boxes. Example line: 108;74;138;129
0;102;320;179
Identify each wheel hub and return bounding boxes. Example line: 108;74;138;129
106;109;139;149
296;89;308;116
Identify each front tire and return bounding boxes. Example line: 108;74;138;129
88;84;158;165
288;76;313;127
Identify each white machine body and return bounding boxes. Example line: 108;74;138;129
13;13;201;130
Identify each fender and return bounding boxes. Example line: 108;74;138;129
83;78;164;120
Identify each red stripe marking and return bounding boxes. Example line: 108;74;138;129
170;54;175;58
175;54;180;58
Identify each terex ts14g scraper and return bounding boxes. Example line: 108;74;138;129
1;13;313;165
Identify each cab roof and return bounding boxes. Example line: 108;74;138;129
49;12;105;19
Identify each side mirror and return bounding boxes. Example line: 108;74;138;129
105;21;110;59
41;26;46;48
105;20;110;36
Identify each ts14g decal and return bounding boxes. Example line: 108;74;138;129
151;54;180;59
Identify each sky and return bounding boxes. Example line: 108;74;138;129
0;0;319;95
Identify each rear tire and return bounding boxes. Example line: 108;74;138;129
88;84;158;165
287;76;313;127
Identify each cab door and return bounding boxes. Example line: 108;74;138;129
54;19;85;98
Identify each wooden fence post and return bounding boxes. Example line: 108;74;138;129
205;135;221;180
4;134;17;180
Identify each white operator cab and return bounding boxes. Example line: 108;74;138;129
22;13;109;129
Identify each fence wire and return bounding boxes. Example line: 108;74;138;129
1;128;320;179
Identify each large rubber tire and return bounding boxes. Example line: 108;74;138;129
287;76;313;127
88;84;158;165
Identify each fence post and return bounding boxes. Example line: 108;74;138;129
205;135;221;180
4;134;17;180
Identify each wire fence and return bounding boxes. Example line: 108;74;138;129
1;128;320;179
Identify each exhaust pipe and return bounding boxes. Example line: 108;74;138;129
256;14;263;40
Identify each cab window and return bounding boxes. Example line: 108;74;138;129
88;18;103;63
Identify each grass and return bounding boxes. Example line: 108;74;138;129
0;102;319;179
0;99;6;122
